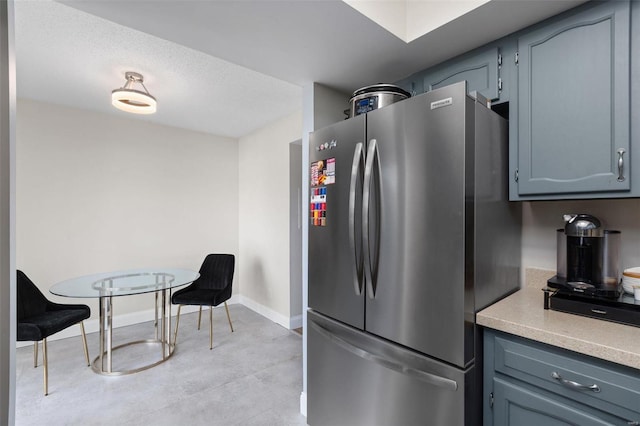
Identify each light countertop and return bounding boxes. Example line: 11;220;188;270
477;269;640;370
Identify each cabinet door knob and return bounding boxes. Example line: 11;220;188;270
551;371;600;393
617;148;626;182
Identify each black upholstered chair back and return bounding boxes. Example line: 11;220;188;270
194;254;234;296
17;270;50;321
171;254;236;349
16;270;91;395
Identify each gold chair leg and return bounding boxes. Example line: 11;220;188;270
224;302;234;332
209;305;213;350
42;338;48;396
33;341;38;368
197;305;202;330
173;305;182;344
80;321;90;367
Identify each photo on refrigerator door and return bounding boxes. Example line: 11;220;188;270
310;158;335;187
310;187;327;227
310;158;335;227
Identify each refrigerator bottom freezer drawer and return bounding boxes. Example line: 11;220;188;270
308;310;478;426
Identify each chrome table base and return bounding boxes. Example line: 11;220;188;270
93;288;175;376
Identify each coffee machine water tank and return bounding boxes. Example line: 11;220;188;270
564;214;603;286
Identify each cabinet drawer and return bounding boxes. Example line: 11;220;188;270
492;334;640;420
493;377;628;425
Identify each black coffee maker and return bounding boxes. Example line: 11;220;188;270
548;214;621;298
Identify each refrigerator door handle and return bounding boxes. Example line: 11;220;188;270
349;142;365;295
310;318;458;392
363;138;379;299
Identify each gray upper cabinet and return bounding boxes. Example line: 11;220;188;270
393;0;640;201
424;47;501;101
512;0;631;199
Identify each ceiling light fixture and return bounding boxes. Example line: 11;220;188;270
111;71;157;114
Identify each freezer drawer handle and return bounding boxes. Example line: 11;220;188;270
310;320;458;392
551;371;600;393
349;142;365;295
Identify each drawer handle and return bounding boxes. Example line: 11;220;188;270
551;371;600;393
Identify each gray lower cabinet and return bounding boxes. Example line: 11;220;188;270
510;0;633;200
493;378;626;426
484;329;640;426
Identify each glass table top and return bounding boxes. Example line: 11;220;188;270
50;268;200;298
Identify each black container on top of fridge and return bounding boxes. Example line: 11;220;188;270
307;81;521;426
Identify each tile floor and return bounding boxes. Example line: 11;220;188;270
15;305;307;426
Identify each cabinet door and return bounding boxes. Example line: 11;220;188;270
493;378;623;426
516;1;630;196
424;47;500;100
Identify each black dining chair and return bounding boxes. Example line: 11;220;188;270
172;254;235;349
16;270;91;395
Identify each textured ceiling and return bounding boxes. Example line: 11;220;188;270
15;1;303;138
15;0;586;139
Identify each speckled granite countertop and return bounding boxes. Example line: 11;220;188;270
477;269;640;370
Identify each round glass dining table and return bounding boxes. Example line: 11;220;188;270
50;268;199;376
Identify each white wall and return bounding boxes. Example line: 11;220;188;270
16;99;239;325
238;109;302;328
522;198;640;275
312;84;349;129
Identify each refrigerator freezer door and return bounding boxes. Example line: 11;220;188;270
309;115;366;329
364;82;472;367
308;310;473;426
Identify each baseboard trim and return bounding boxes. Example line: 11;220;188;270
300;391;307;417
238;295;299;330
289;314;303;330
16;294;304;347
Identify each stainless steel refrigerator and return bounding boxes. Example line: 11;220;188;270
307;81;521;426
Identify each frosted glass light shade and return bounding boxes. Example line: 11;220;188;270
111;89;157;114
111;72;157;114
